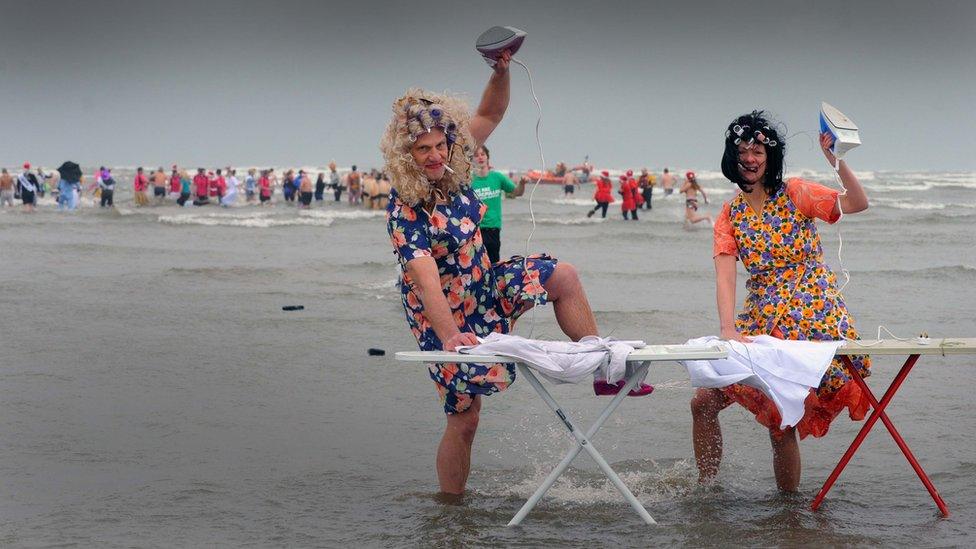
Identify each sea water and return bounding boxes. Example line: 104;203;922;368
1;169;974;547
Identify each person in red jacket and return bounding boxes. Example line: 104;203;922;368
626;169;643;209
215;169;228;199
619;174;639;220
193;168;210;205
209;169;226;198
586;170;615;218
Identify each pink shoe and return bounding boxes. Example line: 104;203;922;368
593;380;654;397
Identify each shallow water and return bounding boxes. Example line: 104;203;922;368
1;170;974;547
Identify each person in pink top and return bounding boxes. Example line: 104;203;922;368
214;169;227;199
258;169;272;206
169;165;181;198
208;170;219;197
133;167;149;207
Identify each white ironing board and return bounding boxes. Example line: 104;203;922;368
396;343;728;526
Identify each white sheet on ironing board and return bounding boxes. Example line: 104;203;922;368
456;332;647;385
680;335;843;428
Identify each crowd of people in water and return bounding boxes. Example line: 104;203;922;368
2;158;713;227
555;163;713;226
0;161;398;212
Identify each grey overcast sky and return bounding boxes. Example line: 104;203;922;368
1;0;974;172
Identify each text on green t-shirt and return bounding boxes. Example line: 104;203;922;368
470;171;516;229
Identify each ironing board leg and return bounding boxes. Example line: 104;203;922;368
811;355;948;516
508;363;655;526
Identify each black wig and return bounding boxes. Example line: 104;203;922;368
720;110;786;195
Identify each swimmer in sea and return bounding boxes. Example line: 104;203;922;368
680;171;712;227
258;169;272;206
152;167;167;205
661;167;675;196
245;168;258;203
298;169;314;209
638;168;654;210
1;168;15;207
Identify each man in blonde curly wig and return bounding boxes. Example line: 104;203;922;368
383;51;640;496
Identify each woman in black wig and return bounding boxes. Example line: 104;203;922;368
691;110;871;491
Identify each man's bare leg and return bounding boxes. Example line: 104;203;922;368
436;395;482;494
541;262;598;341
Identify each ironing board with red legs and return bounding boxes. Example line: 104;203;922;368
811;338;976;517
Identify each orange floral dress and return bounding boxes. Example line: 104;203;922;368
713;178;870;438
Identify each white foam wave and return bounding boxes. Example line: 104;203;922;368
549;198;597;206
785;169;877;181
885;202;945;210
533;216;606;225
691;170;724;180
926;179;976;190
864;181;935;193
158;214;335;228
883;172;976;186
871;197;976;210
481;459;697;505
701;186;734;196
299;209;386;220
356;279;397;291
113;207;147;217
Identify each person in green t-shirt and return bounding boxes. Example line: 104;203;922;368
470;145;525;263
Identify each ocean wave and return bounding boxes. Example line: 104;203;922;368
882;172;976;186
333;260;397;271
864;178;976;193
872;196;976;211
861;264;976;279
548;198;598;207
864;183;930;193
166;266;287;278
688;169;725;180
299;209;386;220
532;216;606;225
907;210;976;223
355;279;398;291
593;269;712;279
158;213;335;228
700;186;734;195
113;207;155;217
785;169;877;181
872;198;946;211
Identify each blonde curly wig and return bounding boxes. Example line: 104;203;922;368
379;88;475;206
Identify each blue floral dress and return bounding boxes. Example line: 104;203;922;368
387;186;557;414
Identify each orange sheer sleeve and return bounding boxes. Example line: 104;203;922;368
786;178;841;223
712;201;738;258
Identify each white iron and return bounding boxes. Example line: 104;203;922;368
820;102;861;159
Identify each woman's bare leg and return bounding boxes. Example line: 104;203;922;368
691;388;732;483
770;427;801;492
